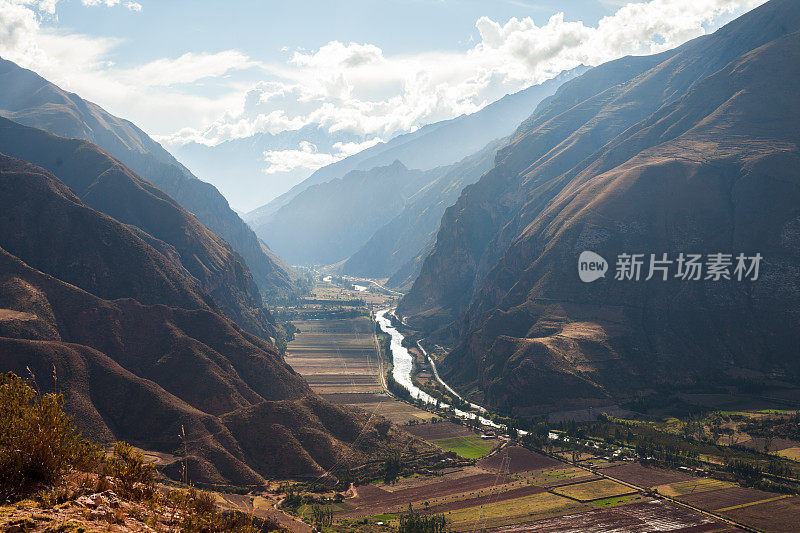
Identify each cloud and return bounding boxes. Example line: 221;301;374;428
127;51;256;86
167;0;765;148
0;0;767;147
0;0;251;134
263;137;382;174
81;0;142;10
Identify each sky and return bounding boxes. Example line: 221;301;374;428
0;0;767;179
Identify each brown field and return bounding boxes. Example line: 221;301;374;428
601;462;694;488
478;446;561;474
721;495;800;533
339;472;514;518
287;318;382;394
551;479;635;502
286;317;433;423
444;491;587;531
680;486;789;511
341;392;437;424
489;500;736;533
424;484;549;514
519;467;599;488
404;420;478;440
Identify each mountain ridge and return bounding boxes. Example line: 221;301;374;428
0;57;298;301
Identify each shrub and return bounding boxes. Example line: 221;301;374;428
107;441;155;500
0;372;102;499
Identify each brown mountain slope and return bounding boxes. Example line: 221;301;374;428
0;154;216;313
0;117;273;338
0;57;298;300
437;21;800;414
399;0;800;338
0;158;427;484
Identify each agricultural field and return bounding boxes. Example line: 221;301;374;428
405;421;499;459
490;500;739;533
599;462;695;488
310;276;399;307
550;479;635;502
653;478;735;498
721;495;800;533
286;318;382;395
331;445;743;532
286;317;434;424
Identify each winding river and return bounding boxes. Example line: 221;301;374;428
375;308;503;430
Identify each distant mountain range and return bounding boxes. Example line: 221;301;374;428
0;58;299;301
247;68;587;280
170;124;372;212
244;66;588;230
398;0;800;416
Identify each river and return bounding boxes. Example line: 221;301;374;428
375;308;503;430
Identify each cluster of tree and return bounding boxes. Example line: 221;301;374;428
310;504;334;529
383;454;403;484
398;504;449;533
274;320;299;355
386;370;412;402
724;458;798;493
635;440;702;467
741;412;800;442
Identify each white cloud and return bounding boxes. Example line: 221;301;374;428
167;0;766;148
0;0;768;148
0;0;251;134
127;51;255;86
263;137;382;174
81;0;141;10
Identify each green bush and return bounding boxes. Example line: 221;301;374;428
106;441;156;500
0;372;101;499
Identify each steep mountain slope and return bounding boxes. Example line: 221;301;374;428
256;161;436;265
245;67;587;228
399;0;800;334
0;58;297;299
0;118;273;338
341;139;502;281
0;155;428;484
400;0;800;414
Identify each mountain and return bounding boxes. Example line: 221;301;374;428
244;67;588;229
170;124;370;212
0;57;298;300
0;117;274;338
398;0;800;415
255;161;434;265
341;139;502;283
0;153;428;485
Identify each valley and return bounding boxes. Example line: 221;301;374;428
274;275;800;531
1;1;800;531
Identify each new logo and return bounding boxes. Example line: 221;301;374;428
578;251;608;282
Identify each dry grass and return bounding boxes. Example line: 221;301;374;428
445;491;585;531
654;478;734;498
550;479;634;502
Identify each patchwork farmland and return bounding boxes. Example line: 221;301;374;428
286;317;435;424
333;446;745;532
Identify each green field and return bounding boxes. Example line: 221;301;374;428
430;436;498;459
